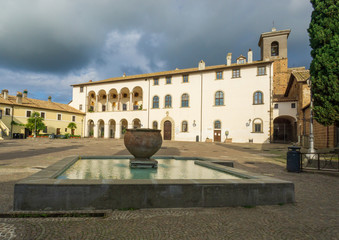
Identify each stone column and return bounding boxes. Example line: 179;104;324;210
95;96;99;112
106;96;109;111
104;123;110;139
130;92;133;110
116;123;121;139
93;124;98;138
118;94;121;111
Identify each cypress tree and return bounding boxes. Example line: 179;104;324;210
308;0;339;126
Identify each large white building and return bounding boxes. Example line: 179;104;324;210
70;28;298;143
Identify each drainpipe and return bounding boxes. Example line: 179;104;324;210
200;73;203;142
147;78;150;128
269;62;273;143
308;77;315;154
10;105;14;138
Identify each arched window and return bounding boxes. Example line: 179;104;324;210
271;41;279;56
153;121;158;129
182;121;188;132
215;91;224;106
214;120;221;129
165;95;172;108
181;94;189;107
153;96;159;108
253;118;263;133
253;91;263;104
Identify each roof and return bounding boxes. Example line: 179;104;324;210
72;60;273;87
0;95;85;115
284;69;310;97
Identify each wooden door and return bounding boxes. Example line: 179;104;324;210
164;121;172;140
214;130;221;142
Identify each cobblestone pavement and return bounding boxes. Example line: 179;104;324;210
0;139;338;239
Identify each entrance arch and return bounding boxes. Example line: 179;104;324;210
273;116;297;143
97;120;105;138
88;120;94;137
132;118;141;128
109;119;116;138
120;119;128;139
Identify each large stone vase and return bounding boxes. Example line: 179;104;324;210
124;129;162;168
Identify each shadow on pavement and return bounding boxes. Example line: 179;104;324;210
0;145;83;161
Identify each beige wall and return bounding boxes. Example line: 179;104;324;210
0;104;84;136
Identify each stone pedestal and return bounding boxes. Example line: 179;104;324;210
129;159;158;169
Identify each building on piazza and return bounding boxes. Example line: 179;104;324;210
0;90;85;139
70;28;301;143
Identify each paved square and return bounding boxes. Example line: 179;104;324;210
0;139;338;239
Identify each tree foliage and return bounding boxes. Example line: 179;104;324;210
26;112;46;134
67;122;77;130
308;0;339;126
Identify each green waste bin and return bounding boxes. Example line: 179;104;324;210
287;146;301;172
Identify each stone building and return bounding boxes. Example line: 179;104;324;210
70;28;301;144
0;89;85;139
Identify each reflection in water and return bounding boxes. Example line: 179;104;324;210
57;159;240;180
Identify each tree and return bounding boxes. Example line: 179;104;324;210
308;0;339;126
26;112;46;136
67;122;77;135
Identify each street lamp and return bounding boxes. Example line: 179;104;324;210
34;114;37;138
307;77;315;155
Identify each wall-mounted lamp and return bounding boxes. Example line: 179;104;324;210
193;120;196;127
246;119;251;127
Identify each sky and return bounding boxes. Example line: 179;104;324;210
0;0;313;104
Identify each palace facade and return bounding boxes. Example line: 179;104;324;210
70;28;299;143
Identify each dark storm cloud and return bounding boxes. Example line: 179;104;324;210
0;0;313;103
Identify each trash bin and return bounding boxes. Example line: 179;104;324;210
49;133;55;139
196;135;199;142
287;146;301;172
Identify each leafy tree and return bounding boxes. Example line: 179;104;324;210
26;112;46;136
308;0;339;126
67;122;77;135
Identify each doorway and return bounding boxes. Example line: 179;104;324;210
164;121;172;140
214;130;221;142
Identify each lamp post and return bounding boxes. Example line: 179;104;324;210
34;114;37;138
307;77;315;155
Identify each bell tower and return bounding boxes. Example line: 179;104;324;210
258;28;291;61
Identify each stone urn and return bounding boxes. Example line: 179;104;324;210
124;128;162;168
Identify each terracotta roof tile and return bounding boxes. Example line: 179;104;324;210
0;95;84;115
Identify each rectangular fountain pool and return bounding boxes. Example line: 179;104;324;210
14;156;295;211
57;159;241;180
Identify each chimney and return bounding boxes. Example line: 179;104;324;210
123;73;126;77
198;60;205;70
2;89;8;100
23;89;28;98
16;92;22;104
227;53;232;66
48;96;52;102
248;49;253;63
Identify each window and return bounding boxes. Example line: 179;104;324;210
102;105;106;112
253;118;263;133
56;128;61;135
0;110;2;119
238;59;245;64
215;91;224;106
214;120;221;129
79;104;83;110
153;96;159;108
181;94;189;107
166;76;172;84
26;111;31;117
122;104;127;111
43;126;47;133
153;78;159;85
271;41;279;56
182;121;188;132
183;75;189;83
72;116;76;122
153;121;158;129
165;95;172;108
291;103;296;108
274;104;278;109
257;66;266;75
40;112;45;119
232;69;240;78
65;128;67;132
80;87;84;93
5;108;10;116
57;114;61;120
253;91;263;104
216;71;223;80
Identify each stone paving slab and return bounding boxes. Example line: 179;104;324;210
0;139;338;239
